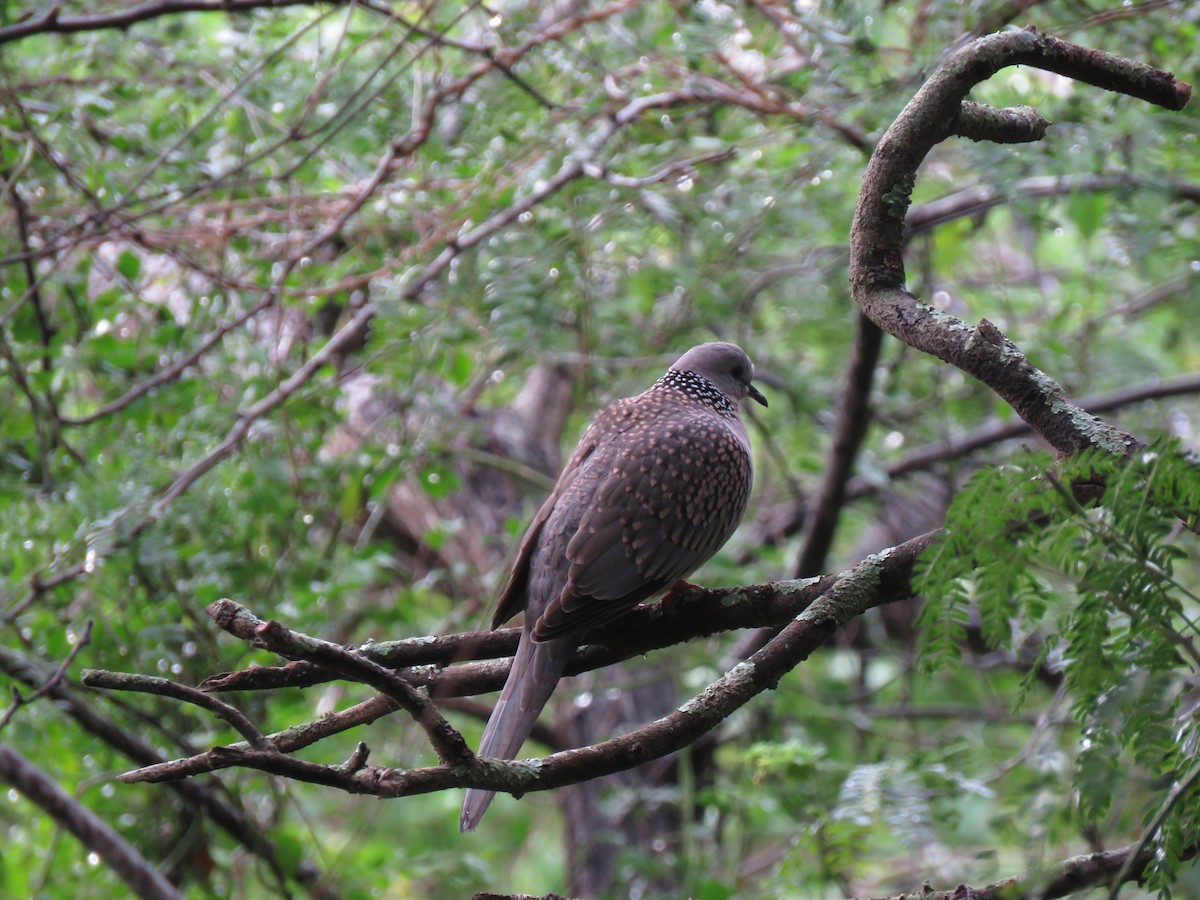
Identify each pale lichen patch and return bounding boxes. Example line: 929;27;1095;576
677;660;756;715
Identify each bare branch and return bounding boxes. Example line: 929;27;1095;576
0;620;92;733
59;295;277;428
250;619;474;766
905;173;1200;239
794;313;883;579
851;26;1191;457
80;670;270;750
870;370;1200;486
951;101;1049;143
0;743;183;900
0;0;402;48
110;531;937;790
0;644;300;888
751;369;1200;557
116;693;402;784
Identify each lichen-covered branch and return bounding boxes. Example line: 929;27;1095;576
850;26;1191;457
102;532;938;791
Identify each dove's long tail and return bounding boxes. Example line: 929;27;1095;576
459;629;573;832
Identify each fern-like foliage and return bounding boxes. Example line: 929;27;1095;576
916;440;1200;894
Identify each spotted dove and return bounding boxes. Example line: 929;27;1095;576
459;342;767;832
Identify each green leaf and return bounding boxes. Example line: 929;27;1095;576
418;462;459;500
442;347;473;387
89;333;140;370
115;250;141;281
1067;189;1107;241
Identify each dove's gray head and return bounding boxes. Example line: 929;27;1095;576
670;342;768;408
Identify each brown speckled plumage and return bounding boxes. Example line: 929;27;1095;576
460;342;766;832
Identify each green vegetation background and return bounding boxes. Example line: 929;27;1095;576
1;1;1199;897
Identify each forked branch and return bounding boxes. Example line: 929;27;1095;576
92;532;937;792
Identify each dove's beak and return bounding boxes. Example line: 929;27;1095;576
748;384;768;407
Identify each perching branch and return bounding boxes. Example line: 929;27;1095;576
95;531;938;792
107;569;856;782
198;568;842;694
99;565;851;782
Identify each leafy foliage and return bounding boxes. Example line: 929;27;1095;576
918;442;1200;890
0;0;1198;897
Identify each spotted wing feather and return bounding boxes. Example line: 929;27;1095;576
490;402;646;629
532;405;752;641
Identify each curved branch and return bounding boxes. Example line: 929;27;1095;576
851;26;1190;457
80;670;270;749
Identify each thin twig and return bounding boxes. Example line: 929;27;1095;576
80;670;271;750
0;621;93;733
250;619;473;766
